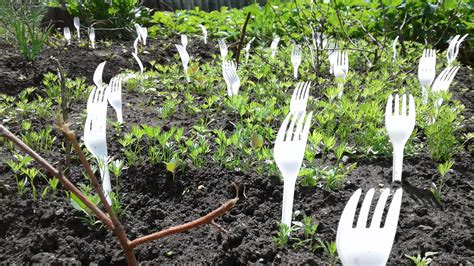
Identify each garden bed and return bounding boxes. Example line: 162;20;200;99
0;34;473;264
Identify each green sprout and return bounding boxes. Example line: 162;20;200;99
405;251;438;266
429;160;454;205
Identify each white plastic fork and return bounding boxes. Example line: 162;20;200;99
392;36;399;62
64;27;71;45
244;37;256;63
447;34;468;66
222;60;240;96
181;34;188;49
385;94;416;182
432;66;460;107
291;45;302;79
93;61;107;90
141;27;148;46
107;76;123;123
289;81;311;115
175;44;190;82
89;27;95;49
274;111;313;227
83;114;112;204
132;52;144;75
327;42;338;74
73;17;80;39
336;188;403;266
133;36;139;54
334;50;348;98
199;24;207;44
270;36;280;58
87;86;109;116
135;23;142;41
218;39;228;59
418;49;436;104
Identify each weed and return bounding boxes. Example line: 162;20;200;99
429;160;454;205
405;251;438;266
70;183;101;227
274;223;294;247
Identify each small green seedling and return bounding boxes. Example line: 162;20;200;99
429;160;454;205
314;240;339;266
42;176;59;199
166;157;178;181
405;251;438;266
274;223;294;247
70;184;101;227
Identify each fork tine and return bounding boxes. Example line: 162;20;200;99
94;87;102;103
370;188;391;228
385;94;393;116
408;95;416;117
84;115;92;134
276;112;291;143
110;77;115;93
223;68;230;80
98;87;105;103
294;112;306;141
291;82;302;104
88;87;96;107
301;111;313;142
302;81;311;101
446;66;460;83
383;188;403;229
401;94;407;116
435;68;448;84
356;188;375;228
297;82;306;100
118;76;122;93
394;94;400;116
286;113;299;141
338;189;362;231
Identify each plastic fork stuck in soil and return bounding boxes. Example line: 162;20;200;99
337;188;403;266
385;94;416;182
274;111;313;227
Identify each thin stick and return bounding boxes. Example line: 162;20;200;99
235;12;251;68
0;124;114;230
53;58;71;178
128;183;239;249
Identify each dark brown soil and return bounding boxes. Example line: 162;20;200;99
0;36;473;265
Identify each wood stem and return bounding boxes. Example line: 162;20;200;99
235;12;251;68
129;185;239;249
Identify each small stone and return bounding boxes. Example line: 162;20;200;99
55;208;64;216
418;225;433;231
378;183;384;188
197;185;205;190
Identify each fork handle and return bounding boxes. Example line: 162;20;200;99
421;86;428;105
99;164;112;205
116;109;123;124
392;145;405;182
293;66;299;79
337;82;344;99
281;177;297;227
